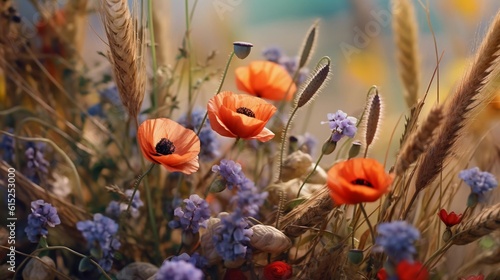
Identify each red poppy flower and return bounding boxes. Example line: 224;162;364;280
377;261;429;280
207;91;277;142
235;61;296;101
263;261;293;280
438;209;463;227
137;118;200;174
327;158;393;205
460;275;485;280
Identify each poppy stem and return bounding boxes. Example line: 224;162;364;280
195;51;235;136
125;163;156;213
296;152;325;198
278;106;299;181
359;204;376;245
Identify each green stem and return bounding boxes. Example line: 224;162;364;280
277;105;299;181
196;51;235;136
296;152;324;198
144;168;162;263
148;0;158;112
126;163;156;213
359;204;376;244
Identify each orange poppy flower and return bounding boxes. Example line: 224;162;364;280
327;158;393;205
137;118;200;174
235;61;296;101
207;91;277;142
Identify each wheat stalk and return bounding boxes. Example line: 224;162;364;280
279;186;333;238
101;0;146;123
395;105;443;176
452;203;500;245
392;0;420;108
415;11;500;191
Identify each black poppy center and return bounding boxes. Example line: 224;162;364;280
351;178;373;188
236;107;256;118
155;138;175;155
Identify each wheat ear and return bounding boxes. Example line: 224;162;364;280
395;105;443;176
415;11;500;191
101;0;146;123
452;203;500;245
392;0;420;108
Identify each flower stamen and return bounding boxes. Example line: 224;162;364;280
352;178;373;188
236;107;256;118
155;138;176;155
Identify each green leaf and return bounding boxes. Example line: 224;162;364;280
79;257;95;272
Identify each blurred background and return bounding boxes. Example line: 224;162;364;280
13;0;500;163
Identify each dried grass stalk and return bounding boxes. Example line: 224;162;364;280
365;92;381;148
101;0;146;122
296;59;330;108
452;203;500;245
415;11;500;191
279;186;333;238
0;161;90;239
395;105;443;176
392;0;420;108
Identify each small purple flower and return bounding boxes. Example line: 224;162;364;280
168;194;211;234
171;252;208;269
24;200;61;243
77;214;120;271
262;46;283;63
105;190;144;219
156;260;203;280
233;179;268;217
0;129;15;164
322;110;358;142
213;214;253;261
212;160;246;190
178;108;219;161
24;142;50;184
375;221;420;263
459;167;498;196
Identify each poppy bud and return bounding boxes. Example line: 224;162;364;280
348;141;362;159
467;193;479;208
442;228;452;242
347;249;364;265
233;41;253;59
321;139;337;155
209;177;227;193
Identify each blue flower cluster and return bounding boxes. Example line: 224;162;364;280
156;260;203;280
262;46;309;84
459;167;498;196
322;110;358;142
375;221;420;263
211;159;268;261
0;129;15;164
24;200;61;243
76;214;121;271
178;108;219;161
105;189;144;219
212;159;246;190
24;142;50;184
168;194;211;234
171;252;208;269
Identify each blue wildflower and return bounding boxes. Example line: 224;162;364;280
99;85;122;107
168;194;211;234
87;103;105;118
459;167;498;196
77;214;120;271
24;200;61;243
212;160;246;190
105;190;143;219
322;110;358;142
178;108;219;161
171;252;208;269
24;142;50;184
156;260;203;280
213;214;253;261
262;46;283;63
232;179;268;217
0;129;15;164
375;221;420;263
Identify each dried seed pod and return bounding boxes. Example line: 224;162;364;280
250;224;292;253
296;59;331;108
280;150;313;182
298;20;319;68
200;216;224;265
